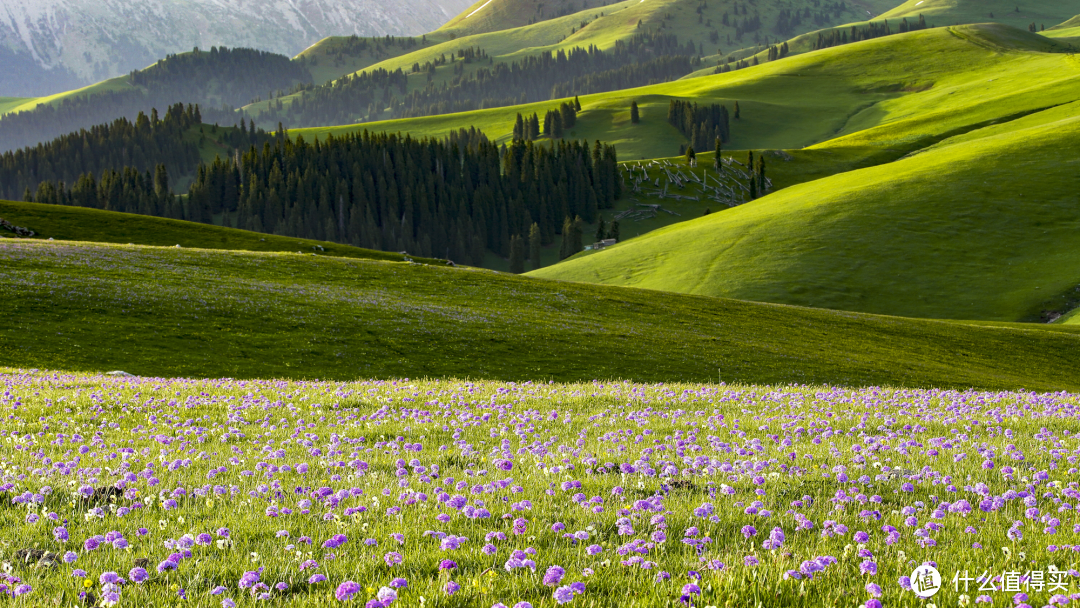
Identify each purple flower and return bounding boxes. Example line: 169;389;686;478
156;560;177;573
335;581;361;601
439;559;457;571
682;583;701;595
389;578;407;589
54;527;69;542
384;552;403;567
445;580;460;595
586;545;602;555
553;586;575;604
859;560;878;576
127;570;149;587
741;525;757;538
308;574;327;584
543;566;566;586
239;571;260;589
63;551;78;564
83;538;100;551
13;585;31;597
744;555;759;567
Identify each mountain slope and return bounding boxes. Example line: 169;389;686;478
881;0;1080;30
4;237;1080;389
293;24;1077;160
245;0;909;130
0;0;472;97
529;97;1080;322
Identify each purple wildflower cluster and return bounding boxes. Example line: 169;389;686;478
0;374;1079;607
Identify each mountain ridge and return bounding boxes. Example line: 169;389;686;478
0;0;473;96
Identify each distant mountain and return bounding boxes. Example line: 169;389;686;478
0;0;473;96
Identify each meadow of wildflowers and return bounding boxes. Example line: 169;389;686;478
1;370;1078;607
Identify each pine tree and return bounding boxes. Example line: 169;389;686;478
509;235;525;273
607;220;620;242
630;101;640;124
559;216;573;260
574;96;582;111
528;222;542;269
734;101;741;119
757;154;766;193
714;137;723;171
596;217;607;242
513;113;525;141
569;215;584;256
685;146;696;166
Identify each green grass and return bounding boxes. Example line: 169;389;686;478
4;376;1076;608
882;0;1080;30
295;35;446;85
530;93;1080;323
294;24;1078;160
0;200;446;266
6;239;1080;389
250;0;906;122
0;96;33;115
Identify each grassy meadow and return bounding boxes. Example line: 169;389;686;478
0;373;1077;607
5;239;1080;389
530;92;1080;322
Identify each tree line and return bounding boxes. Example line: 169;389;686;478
812;16;929;51
22;129;622;268
668;100;733;155
256;31;702;129
0;47;310;152
0;104;272;202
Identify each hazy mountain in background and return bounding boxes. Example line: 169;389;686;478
0;0;471;96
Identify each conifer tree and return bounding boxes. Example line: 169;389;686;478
734;101;741;119
685;146;696;165
509;235;525;273
714;137;723;171
608;220;620;242
528;222;542;270
596;217;607;242
559;216;573;260
574;96;582;111
630;101;640;124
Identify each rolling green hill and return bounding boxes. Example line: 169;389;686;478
244;0;906;128
4;237;1080;390
295;35;442;85
0;200;444;265
0;97;32;116
1044;14;1080;38
882;0;1080;30
294;24;1077;159
530;93;1080;322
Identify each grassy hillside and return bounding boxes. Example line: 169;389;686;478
246;0;905;126
0;200;445;265
882;0;1080;30
5;239;1080;390
0;96;32;115
294;24;1077;159
530;96;1080;322
295;35;443;85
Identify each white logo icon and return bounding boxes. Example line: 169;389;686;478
910;565;942;598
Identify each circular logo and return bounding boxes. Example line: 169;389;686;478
910;565;942;598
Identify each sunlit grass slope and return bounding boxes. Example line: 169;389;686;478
0;200;444;265
530;98;1080;322
0;97;33;116
294;24;1078;160
296;35;443;85
250;0;904;122
882;0;1080;30
5;239;1080;390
